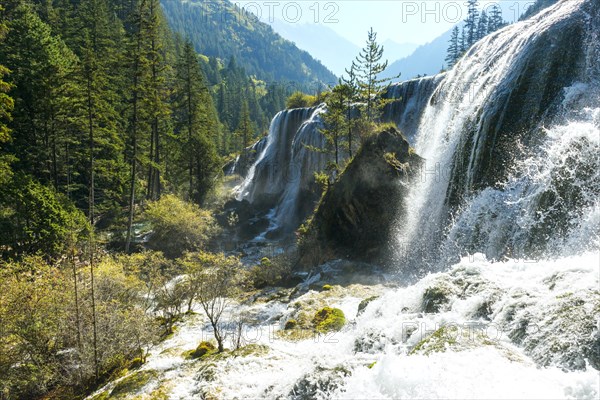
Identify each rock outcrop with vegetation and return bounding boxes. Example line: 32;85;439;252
300;126;422;264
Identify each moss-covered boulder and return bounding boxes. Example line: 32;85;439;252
357;296;379;315
511;290;600;371
410;325;499;356
421;278;460;313
289;365;351;398
284;319;298;330
312;307;346;333
299;126;422;265
186;341;216;359
422;285;454;313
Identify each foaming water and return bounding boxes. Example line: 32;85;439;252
393;0;592;269
91;253;599;399
444;108;600;260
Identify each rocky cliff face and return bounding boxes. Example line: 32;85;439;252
300;127;422;264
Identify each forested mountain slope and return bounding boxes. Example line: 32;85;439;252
161;0;337;85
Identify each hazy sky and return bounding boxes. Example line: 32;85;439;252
235;0;536;45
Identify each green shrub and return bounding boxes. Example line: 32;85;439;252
248;255;293;289
145;195;219;258
0;173;89;260
312;307;346;333
286;91;317;109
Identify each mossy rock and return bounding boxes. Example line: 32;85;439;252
357;296;379;315
312;307;346;333
518;290;600;371
289;364;351;398
147;386;170;400
109;370;159;398
299;126;423;264
422;281;457;313
186;341;216;359
284;319;298;330
410;325;494;355
276;328;319;342
232;344;269;357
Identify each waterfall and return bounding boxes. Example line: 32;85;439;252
227;137;268;177
443;106;600;260
393;0;596;270
234;81;441;235
271;106;327;232
235;106;324;205
382;75;445;141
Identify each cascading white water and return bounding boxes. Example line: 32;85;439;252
383;74;445;141
272;105;327;231
444;106;600;261
234;105;328;234
393;0;593;269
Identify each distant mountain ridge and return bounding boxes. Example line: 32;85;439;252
160;0;337;86
268;21;419;77
269;20;359;77
381;29;452;81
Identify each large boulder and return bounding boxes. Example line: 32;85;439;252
299;126;422;264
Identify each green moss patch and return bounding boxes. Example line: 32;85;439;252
312;307;346;333
410;325;494;356
109;370;158;399
231;344;269;357
184;341;216;359
422;282;457;313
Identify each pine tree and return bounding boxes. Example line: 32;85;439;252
172;38;220;205
446;26;461;68
143;0;172;201
0;5;14;186
236;100;254;153
489;4;504;32
459;26;467;54
125;0;150;253
321;84;348;166
477;10;489;40
0;2;78;188
74;0;127;224
340;65;358;157
351;27;395;124
465;0;479;49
